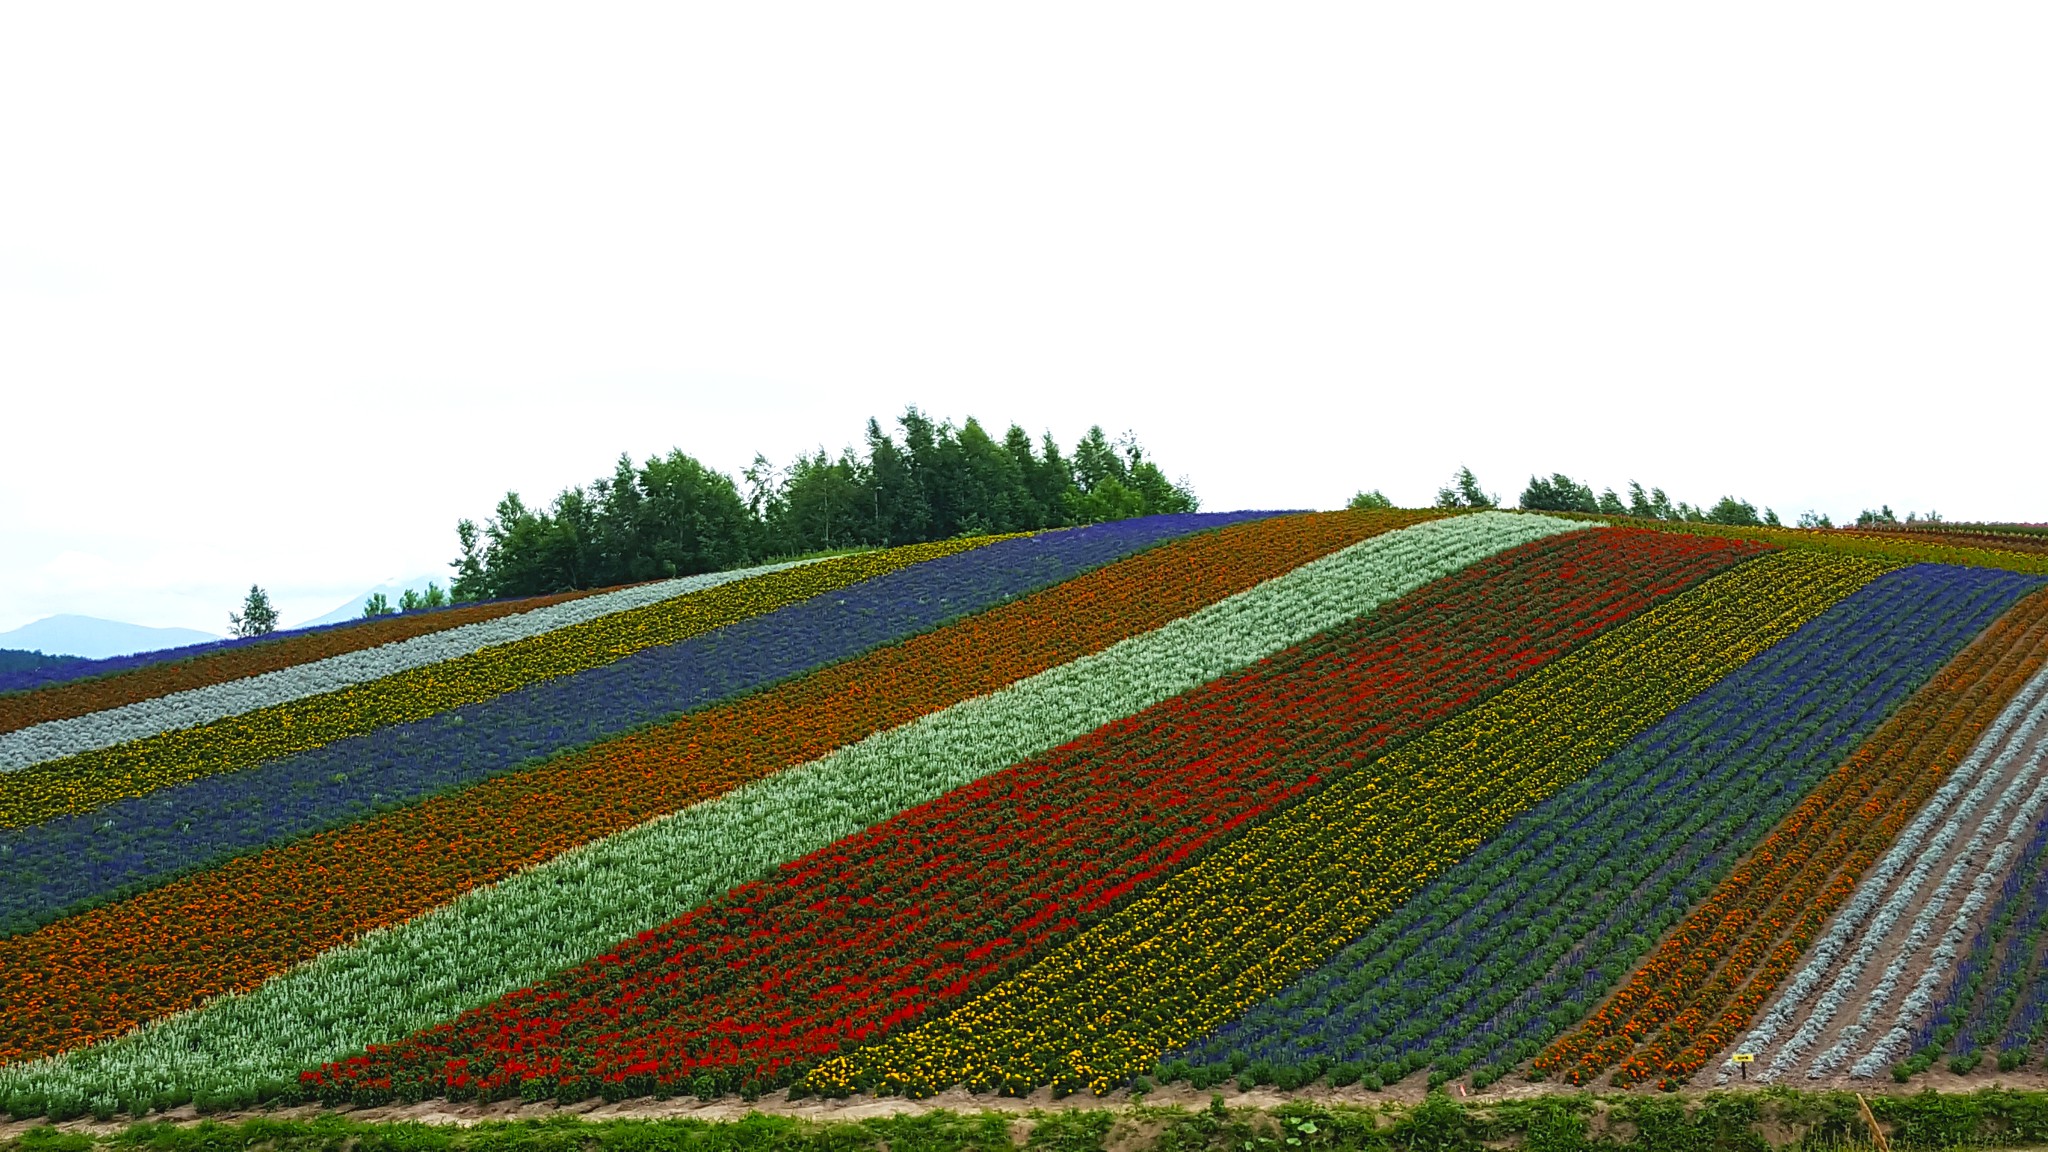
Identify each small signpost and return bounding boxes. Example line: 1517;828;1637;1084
1731;1052;1754;1081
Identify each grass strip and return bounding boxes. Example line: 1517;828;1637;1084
20;1090;2048;1152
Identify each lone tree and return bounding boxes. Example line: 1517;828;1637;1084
228;584;280;637
1435;467;1496;509
1347;489;1393;510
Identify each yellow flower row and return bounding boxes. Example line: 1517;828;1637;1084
802;548;1892;1098
0;538;1004;829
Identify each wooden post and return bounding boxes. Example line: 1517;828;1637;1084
1857;1093;1891;1152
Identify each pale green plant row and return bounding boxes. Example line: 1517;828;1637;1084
0;511;1588;1116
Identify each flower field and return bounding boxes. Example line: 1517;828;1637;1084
6;508;2048;1119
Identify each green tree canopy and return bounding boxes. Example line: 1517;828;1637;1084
228;585;279;637
1434;467;1495;509
1347;489;1393;511
450;409;1199;599
1518;473;1599;513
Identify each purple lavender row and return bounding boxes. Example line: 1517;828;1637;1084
1901;751;2048;1071
1167;563;2042;1089
0;511;1279;937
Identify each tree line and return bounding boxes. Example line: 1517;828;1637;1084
1363;466;1939;530
449;409;1199;600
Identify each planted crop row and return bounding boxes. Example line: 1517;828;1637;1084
1907;731;2048;1077
306;527;1739;1105
808;549;1884;1098
0;590;609;699
1744;673;2048;1082
1171;563;2039;1093
0;561;811;768
0;588;605;732
1611;519;2048;576
0;537;1000;829
0;507;1474;1085
0;514;1269;937
1845;708;2048;1079
1838;528;2048;558
1534;585;2048;1089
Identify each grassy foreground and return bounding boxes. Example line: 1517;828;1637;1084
13;1091;2048;1152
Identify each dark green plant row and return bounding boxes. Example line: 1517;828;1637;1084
16;1090;2048;1152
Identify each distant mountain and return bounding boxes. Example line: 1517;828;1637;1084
294;575;447;629
0;615;221;660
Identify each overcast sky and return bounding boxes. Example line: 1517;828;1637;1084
3;5;2043;635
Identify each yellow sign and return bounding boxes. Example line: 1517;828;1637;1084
1731;1053;1755;1064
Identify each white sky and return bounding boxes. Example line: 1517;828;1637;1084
3;5;2044;635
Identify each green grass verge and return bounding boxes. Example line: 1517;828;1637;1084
15;1090;2048;1152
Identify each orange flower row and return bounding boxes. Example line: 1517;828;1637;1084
1532;584;2048;1087
0;509;1432;1065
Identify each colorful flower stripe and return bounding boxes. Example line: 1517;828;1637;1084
0;509;1463;1074
1171;564;2042;1091
1911;721;2048;1074
1739;669;2048;1081
0;592;610;699
0;589;625;733
1532;585;2048;1089
1616;519;2048;576
1845;696;2048;1079
1837;527;2048;558
0;561;813;771
0;514;1269;937
807;549;1888;1097
307;527;1745;1104
0;538;1001;829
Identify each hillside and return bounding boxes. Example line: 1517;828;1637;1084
0;615;218;661
4;509;2048;1123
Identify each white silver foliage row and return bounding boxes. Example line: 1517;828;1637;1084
0;560;808;773
1814;701;2048;1077
1851;724;2048;1078
1797;697;2047;1076
0;511;1588;1113
1720;665;2048;1086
